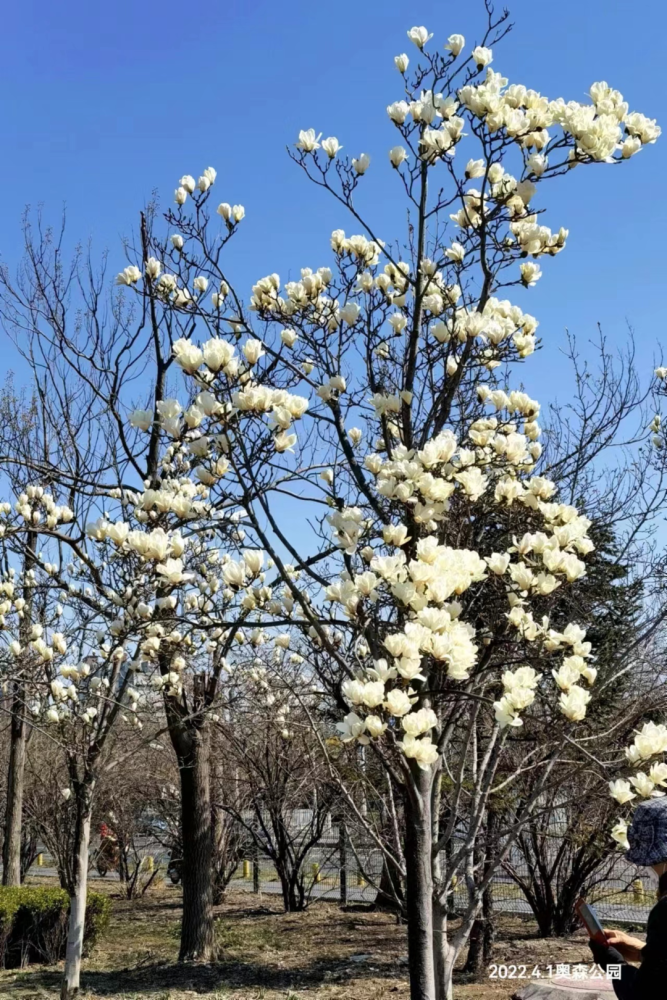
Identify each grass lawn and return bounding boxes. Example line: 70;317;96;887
0;879;615;999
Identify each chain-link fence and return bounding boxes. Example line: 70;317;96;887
227;820;659;926
19;817;660;928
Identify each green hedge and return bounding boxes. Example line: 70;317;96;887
0;886;110;968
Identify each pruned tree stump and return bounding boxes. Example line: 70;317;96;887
513;978;615;999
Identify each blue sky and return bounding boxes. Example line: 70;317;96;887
0;0;665;406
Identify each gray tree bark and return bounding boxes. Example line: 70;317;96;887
61;778;94;999
404;765;437;1000
2;531;37;887
174;719;214;961
2;690;27;886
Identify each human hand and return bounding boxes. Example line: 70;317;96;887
602;929;644;963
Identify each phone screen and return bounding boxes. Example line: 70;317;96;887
576;898;605;942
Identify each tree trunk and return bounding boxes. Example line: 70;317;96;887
483;882;495;965
339;821;348;906
432;899;459;1000
375;850;405;913
2;532;37;887
404;766;436;1000
2;689;27;886
463;916;485;976
61;780;94;1000
177;723;214;962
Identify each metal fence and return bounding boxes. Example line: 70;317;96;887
20;818;660;928
226;822;659;926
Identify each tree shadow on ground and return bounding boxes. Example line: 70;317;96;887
4;953;406;996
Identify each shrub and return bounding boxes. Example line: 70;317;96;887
0;886;110;968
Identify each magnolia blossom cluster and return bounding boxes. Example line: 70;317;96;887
337;688;440;770
609;722;667;850
173;167;217;204
44;651;139;728
167;336;311;454
85;519;192;588
431;295;540;362
454;61;660;162
12;485;74;529
324;400;596;752
0;488;143;728
1;605;67;665
249;255;542;379
383;33;660;299
251;263;343;328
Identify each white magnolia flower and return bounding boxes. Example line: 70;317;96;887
115;265;142;286
321;136;342;158
243;339;266;365
202;338;235;371
609;779;636;805
144;257;161;279
400;734;439;769
274;431;297;453
520;262;542;287
173;339;203;373
384;688;413;717
389;145;409;167
559;684;591;721
472;45;493;68
407;26;432;49
445;34;465;56
611;819;629;851
352;153;371;175
486;552;510;575
445;242;465;262
337;712;366;742
296;129;322;152
129;409;153;432
156;558;192;586
465;158;485;179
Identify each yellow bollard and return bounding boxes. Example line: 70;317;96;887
356;871;366;887
37;854;44;867
312;862;321;884
243;859;251;879
632;878;644;903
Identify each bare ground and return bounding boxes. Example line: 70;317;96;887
0;881;612;1000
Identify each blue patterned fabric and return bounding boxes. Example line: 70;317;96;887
626;798;667;866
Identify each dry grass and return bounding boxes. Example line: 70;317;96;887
0;880;604;1000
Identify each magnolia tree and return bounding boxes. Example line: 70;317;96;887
0;482;162;997
0;472;266;993
0;493;70;886
0;207;282;972
112;10;661;1000
215;655;337;912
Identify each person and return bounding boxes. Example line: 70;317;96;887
589;798;667;999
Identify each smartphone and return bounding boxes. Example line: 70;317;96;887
575;897;606;944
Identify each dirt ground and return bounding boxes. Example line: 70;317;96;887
0;882;615;1000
